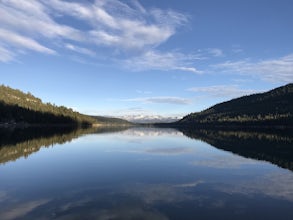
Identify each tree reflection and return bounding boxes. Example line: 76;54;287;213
0;126;128;165
179;128;293;171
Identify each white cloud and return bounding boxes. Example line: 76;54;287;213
187;85;261;98
0;0;191;71
0;46;15;62
124;50;202;73
131;0;147;14
175;67;202;73
136;90;152;94
43;0;186;50
215;54;293;83
194;48;224;59
65;44;95;57
0;1;82;40
41;0;93;20
206;48;224;57
123;96;192;105
0;28;55;55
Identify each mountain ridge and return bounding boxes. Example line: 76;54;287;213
176;83;293;128
0;85;131;127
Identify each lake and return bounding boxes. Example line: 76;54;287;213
0;126;293;220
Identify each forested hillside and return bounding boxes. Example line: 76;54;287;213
178;83;293;127
0;85;95;126
91;115;132;125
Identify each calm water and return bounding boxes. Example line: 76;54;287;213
0;127;293;220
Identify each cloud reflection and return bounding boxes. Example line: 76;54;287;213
145;147;193;155
1;173;293;220
92;207;169;220
0;191;8;202
0;199;50;220
215;171;293;202
190;154;259;169
123;181;203;204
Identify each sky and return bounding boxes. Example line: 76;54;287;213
0;0;293;121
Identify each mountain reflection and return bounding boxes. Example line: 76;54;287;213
0;126;128;165
179;128;293;171
119;127;183;137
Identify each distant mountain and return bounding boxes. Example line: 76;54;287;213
178;83;293;128
0;85;130;127
119;114;182;123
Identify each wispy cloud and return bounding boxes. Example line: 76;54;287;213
124;50;202;73
65;44;95;57
187;85;262;98
206;48;224;57
0;0;191;71
0;28;55;55
0;46;15;62
0;1;83;40
136;90;152;95
123;96;192;105
194;48;224;59
214;54;293;83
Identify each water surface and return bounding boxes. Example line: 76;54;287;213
0;127;292;220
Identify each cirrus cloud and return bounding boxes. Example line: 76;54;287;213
187;85;262;98
0;28;55;55
0;0;194;74
123;96;192;105
214;54;293;83
124;50;203;73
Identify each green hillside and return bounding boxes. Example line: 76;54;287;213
0;85;130;126
178;83;293;128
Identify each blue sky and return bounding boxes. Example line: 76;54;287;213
1;0;292;120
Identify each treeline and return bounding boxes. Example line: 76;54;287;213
0;85;96;126
178;83;293;128
91;115;132;125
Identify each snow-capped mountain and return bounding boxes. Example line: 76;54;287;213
118;114;182;123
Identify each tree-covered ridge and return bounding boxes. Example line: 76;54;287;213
0;85;101;126
178;83;293;127
91;115;132;125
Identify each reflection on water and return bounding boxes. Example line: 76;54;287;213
180;128;293;171
0;126;128;165
0;127;292;220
